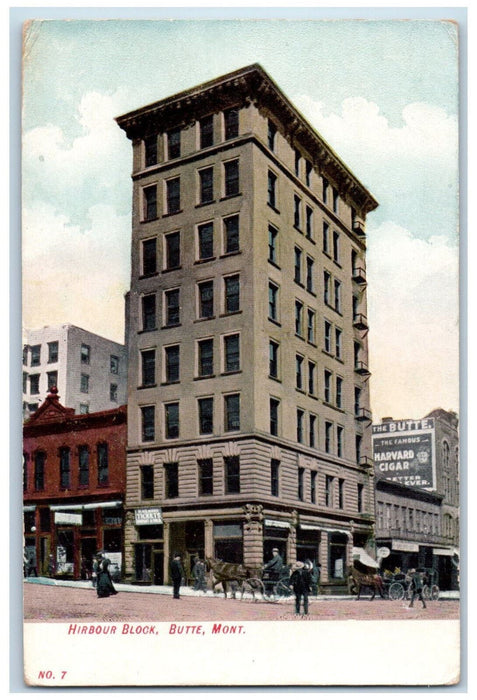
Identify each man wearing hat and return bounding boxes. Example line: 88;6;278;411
408;569;427;609
290;561;312;616
263;548;283;580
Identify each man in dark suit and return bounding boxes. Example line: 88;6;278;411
290;561;312;615
408;569;427;609
263;548;283;581
170;553;184;599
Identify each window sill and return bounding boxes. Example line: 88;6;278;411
138;328;158;334
139;272;159;280
195;200;216;208
221;370;242;377
268;318;281;327
138;384;158;390
141;217;159;224
161;380;180;386
194;257;216;265
220;192;241;202
267;203;280;215
194;316;216;323
161;323;182;330
294;225;304;235
219;310;242;318
269;375;281;383
162;266;182;274
163;210;183;218
220;250;241;259
268;259;281;270
194;374;216;381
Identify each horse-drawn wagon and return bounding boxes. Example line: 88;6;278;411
205;557;293;602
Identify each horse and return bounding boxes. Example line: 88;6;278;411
349;565;385;601
205;557;251;598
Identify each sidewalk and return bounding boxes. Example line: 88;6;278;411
24;577;460;601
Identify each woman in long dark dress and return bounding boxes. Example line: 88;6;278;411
96;556;118;598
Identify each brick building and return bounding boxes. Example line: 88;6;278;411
373;409;459;589
23;388;127;580
116;64;378;589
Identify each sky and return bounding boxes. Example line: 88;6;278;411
20;14;461;422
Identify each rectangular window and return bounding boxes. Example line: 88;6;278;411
31;345;41;366
294;195;301;229
305;206;313;239
198;338;213;376
141;405;155;442
271;459;280;497
198;397;214;435
294;247;302;284
142;294;156;331
324;370;332;404
310;471;317;503
80;404;89;415
199;167;214;204
307;309;315;344
309;413;316;448
47;370;57;390
165;402;179;439
80;374;89;394
34;452;45;491
81;344;90;364
322;177;329;205
141;349;155;387
198;280;214;318
325;475;333;506
224;333;240;372
143;185;157;221
295;150;301;177
323;222;329;254
165;462;179;498
29;374;40;394
295;300;303;336
338;478;344;509
224;108;239;140
164;288;180;326
199;458;214;495
144;135;157;167
305;160;312;187
306;256;314;292
224;274;240;313
141;464;154;500
224;394;240;432
267;171;277;208
78;445;89;487
335;328;342;360
324;320;332;353
60;447;71;489
47;341;58;363
225;456;240;494
167;128;181;160
224;159;239;197
270;398;279;436
23;345;28;365
298;467;305;501
198;222;214;260
268;120;277;151
165;345;180;383
324;271;331;306
333;187;339;213
357;483;364;512
333;231;340;263
141;238;157;276
336;376;343;408
97;443;109;485
308;361;316;395
110;383;118;402
334;279;341;313
269;340;279;378
200;115;214;148
297;409;304;443
23;372;27;393
164;231;180;269
354;387;361;416
337;425;344;458
224;215;239;254
268;224;278;263
268;282;278;321
110;355;119;375
325;421;332;453
166;177;180;214
296;354;304;390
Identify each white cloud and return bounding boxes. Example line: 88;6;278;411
366;221;459;419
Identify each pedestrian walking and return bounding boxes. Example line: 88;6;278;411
96;552;118;598
47;554;55;578
290;561;312;616
192;558;207;592
91;556;99;588
27;551;38;577
408;569;426;609
170;553;184;599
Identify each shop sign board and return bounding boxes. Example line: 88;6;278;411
372;418;436;489
135;507;162;525
54;511;83;525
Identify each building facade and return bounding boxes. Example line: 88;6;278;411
22;324;127;419
373;409;459;589
23;388;127;580
116;64;378;590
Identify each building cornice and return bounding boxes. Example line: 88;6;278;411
116;63;378;215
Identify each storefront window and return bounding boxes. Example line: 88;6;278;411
329;533;348;579
214;522;243;563
56;530;74;575
263;526;288;564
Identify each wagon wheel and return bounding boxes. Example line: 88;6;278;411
241;577;264;601
388;582;405;600
431;584;440;600
262;581;279;602
422;585;430;600
275;580;293;599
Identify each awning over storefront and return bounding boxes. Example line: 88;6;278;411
432;548;453;556
23;505;36;512
299;524;321;531
264;519;290;529
321;527;350;536
49;501;122;511
352;547;379;569
392;540;419;553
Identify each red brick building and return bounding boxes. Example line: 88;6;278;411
23;388;127;580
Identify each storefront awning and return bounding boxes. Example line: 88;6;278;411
352;547;379;569
321;527;350;536
392;539;419;553
49;501;122;511
23;505;36;512
264;519;290;529
432;548;453;556
299;524;321;531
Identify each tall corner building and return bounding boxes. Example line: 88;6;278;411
116;64;378;589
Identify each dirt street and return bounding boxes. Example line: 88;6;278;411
24;582;459;623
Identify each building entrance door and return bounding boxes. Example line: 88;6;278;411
80;537;97;580
153;550;164;585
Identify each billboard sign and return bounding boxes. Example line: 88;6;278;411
135;507;163;525
372;418;436;489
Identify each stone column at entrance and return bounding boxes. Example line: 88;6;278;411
123;510;137;581
204;519;214;559
319;531;329;583
163;521;170;584
242;504;264;575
